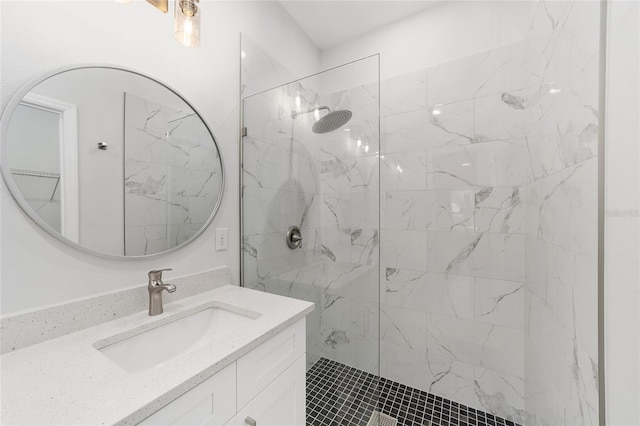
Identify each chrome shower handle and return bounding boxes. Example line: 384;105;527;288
286;226;303;249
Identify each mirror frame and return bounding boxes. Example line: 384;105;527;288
0;64;225;260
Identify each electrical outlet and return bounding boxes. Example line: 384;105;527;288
215;228;228;251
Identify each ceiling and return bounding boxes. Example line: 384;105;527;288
279;1;441;50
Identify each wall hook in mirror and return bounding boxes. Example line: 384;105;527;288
98;141;108;151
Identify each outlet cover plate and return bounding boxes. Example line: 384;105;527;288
215;228;228;251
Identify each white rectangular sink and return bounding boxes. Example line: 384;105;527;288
98;307;258;373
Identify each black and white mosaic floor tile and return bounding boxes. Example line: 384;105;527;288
306;357;522;426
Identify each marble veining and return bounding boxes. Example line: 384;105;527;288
374;4;596;418
522;0;600;424
243;58;382;378
242;12;598;423
376;39;533;418
124;93;221;255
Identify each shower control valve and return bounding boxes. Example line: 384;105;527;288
286;226;303;249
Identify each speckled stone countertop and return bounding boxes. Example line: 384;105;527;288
1;285;314;425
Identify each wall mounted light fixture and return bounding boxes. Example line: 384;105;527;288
174;0;200;47
146;0;169;13
116;0;200;47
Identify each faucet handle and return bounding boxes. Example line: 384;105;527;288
148;268;173;282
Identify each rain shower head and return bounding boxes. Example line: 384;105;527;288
312;109;352;134
291;106;353;134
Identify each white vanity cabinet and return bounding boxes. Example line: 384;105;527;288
139;362;237;425
228;356;305;426
227;319;306;426
138;319;306;426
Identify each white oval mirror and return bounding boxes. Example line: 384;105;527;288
1;65;224;258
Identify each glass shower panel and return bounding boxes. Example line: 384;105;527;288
241;55;380;378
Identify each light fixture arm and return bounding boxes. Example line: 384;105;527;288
291;106;331;120
146;0;169;13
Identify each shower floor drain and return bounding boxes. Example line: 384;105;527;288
367;411;398;426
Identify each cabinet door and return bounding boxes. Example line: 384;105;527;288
228;355;305;426
139;362;236;426
236;319;305;409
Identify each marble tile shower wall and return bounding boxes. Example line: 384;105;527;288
522;1;600;425
242;5;599;422
124;93;221;255
243;78;382;375
242;82;326;367
312;83;380;374
242;81;322;284
378;42;529;423
378;2;600;424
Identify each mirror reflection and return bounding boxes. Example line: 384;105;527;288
2;66;223;257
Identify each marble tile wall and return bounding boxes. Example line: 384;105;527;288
522;1;600;425
378;40;528;423
312;81;380;374
375;3;599;423
242;6;600;422
244;44;531;422
242;80;324;368
242;58;381;375
242;79;321;275
124;93;221;255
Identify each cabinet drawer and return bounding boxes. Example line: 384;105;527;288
227;355;305;426
139;362;236;426
237;319;305;409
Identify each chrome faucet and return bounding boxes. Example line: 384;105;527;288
148;268;176;316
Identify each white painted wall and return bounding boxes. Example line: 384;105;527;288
6;105;60;174
320;0;536;80
605;1;640;424
0;0;320;314
6;105;62;233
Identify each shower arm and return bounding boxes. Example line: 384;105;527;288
291;106;330;119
